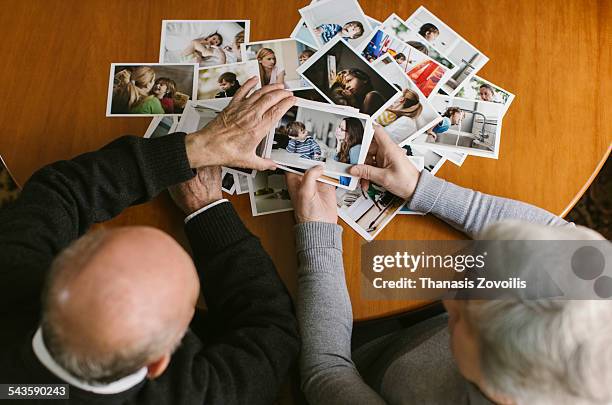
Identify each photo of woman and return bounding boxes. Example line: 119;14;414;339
334;117;364;185
257;48;285;86
107;63;197;116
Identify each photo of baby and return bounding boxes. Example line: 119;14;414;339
371;59;441;146
299;0;372;48
298;37;399;117
411;95;505;158
360;29;453;97
196;60;260;100
455;75;515;116
248;170;293;216
107;63;197;117
405;7;489;95
270;99;372;190
159;20;249;66
241;39;317;90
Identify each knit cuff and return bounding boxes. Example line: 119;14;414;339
140;132;195;188
295;222;343;252
407;170;446;214
185;202;252;256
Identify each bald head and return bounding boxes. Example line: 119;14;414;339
42;226;199;384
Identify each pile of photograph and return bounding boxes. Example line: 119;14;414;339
106;0;515;241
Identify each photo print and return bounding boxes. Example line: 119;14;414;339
196;60;260;100
144;116;179;139
297;36;400;116
248;170;293;216
410;95;504;158
405;6;489;95
221;168;236;194
270;99;372;190
359;28;453;97
107;63;197;117
371;59;441;145
159;20;249;66
291;13;382;50
241;38;317;90
455;75;515;116
299;0;372;49
337;155;424;240
235;173;250;195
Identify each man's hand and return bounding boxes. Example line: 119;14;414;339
286;166;338;224
168;166;223;215
349;125;421;200
185;77;296;170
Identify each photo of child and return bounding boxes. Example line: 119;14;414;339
299;0;372;48
359;29;452;97
411;94;505;158
405;6;489;95
248;170;293;216
455;75;515;116
159;20;249;66
196;60;260;100
298;37;399;117
241;39;316;90
107;63;197;116
270;98;372;190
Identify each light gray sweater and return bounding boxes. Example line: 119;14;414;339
294;171;569;405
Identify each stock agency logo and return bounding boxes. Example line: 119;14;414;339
572;246;611;298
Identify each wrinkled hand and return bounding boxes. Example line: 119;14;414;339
286;166;338;224
185;77;295;170
348;125;421;200
168;166;223;215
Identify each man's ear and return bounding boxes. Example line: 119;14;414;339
146;354;171;379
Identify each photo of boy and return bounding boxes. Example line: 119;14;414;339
286;121;322;160
455;75;515;116
426;106;465;139
315;21;364;44
215;72;241;98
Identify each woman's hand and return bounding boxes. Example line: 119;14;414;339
185;77;295;170
349;125;421;200
286;166;338;224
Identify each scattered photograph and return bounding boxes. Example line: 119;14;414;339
297;36;400;116
359;28;453;97
291;19;319;50
293;88;330;103
405;6;489;95
144;116;179;139
248;170;293;216
411;95;504;158
176;99;269;176
159;20;249;66
270;99;372;190
221;168;236;194
235;173;250;195
371;59;441;145
299;0;372;48
455;75;515;116
436;149;468;166
107;63;197;116
337;155;424;240
404;144;446;174
196;60;260;100
0;155;20;209
241;38;316;90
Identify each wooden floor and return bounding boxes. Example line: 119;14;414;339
0;0;610;321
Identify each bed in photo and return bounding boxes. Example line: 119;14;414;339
405;6;489;96
455;75;515;116
176;99;269;177
144;116;179;139
299;0;372;49
196;61;260;100
248;170;293;216
297;36;400;117
241;38;317;90
159;20;249;66
359;28;453;97
371;59;441;145
270;98;372;190
337;155;424;240
106;63;197;117
410;94;505;158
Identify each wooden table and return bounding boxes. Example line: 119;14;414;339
1;0;610;321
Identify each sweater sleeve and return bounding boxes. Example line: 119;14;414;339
295;222;388;405
407;171;570;238
0;134;195;342
183;202;299;405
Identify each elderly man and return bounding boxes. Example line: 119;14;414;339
0;79;300;404
287;126;611;405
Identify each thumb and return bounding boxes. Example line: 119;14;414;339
302;165;324;194
250;157;277;171
349;164;385;183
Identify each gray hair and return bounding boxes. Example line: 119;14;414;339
467;221;612;404
41;230;181;385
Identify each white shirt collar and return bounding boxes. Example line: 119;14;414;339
32;327;147;395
